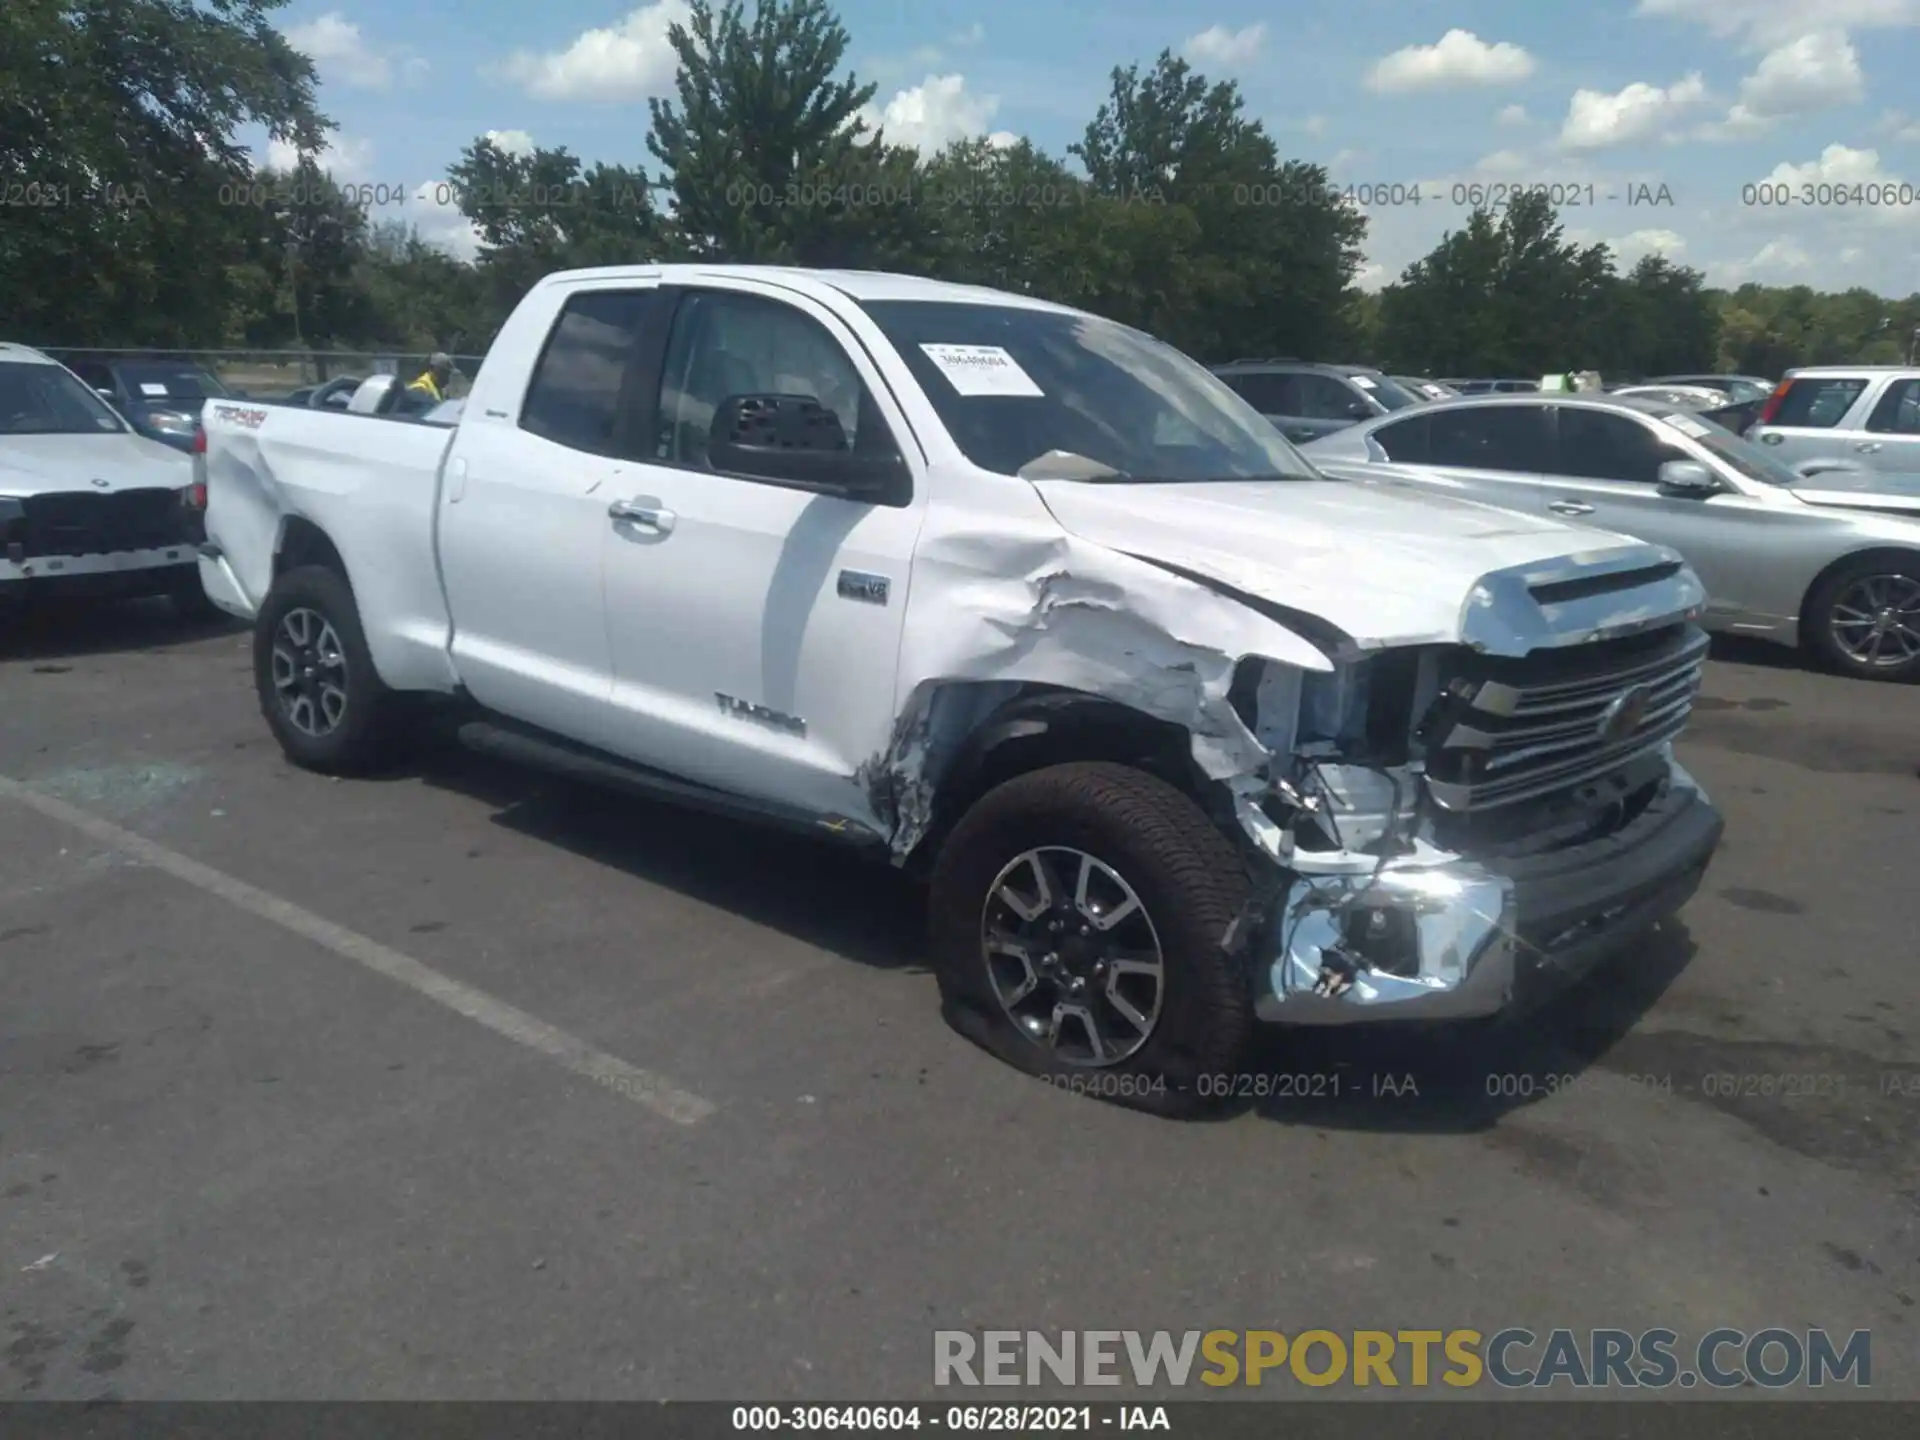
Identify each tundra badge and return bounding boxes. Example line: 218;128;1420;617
837;570;890;605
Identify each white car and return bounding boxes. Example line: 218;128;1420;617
198;265;1724;1111
0;341;214;622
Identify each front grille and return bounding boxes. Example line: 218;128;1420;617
1423;623;1708;812
17;488;195;559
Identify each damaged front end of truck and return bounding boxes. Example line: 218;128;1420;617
879;532;1724;1028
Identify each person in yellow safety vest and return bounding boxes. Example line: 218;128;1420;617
406;352;453;403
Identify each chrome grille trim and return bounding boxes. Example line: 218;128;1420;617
1426;625;1708;813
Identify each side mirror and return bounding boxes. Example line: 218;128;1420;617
1656;459;1721;497
1346;398;1374;419
95;387;116;401
708;394;906;501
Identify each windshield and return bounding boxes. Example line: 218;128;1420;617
0;361;129;436
1359;374;1423;411
111;361;230;403
1658;412;1800;486
859;300;1322;483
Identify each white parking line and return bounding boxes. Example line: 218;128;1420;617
0;773;716;1127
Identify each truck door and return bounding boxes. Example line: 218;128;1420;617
597;283;926;831
436;285;659;751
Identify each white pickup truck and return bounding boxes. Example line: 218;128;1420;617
198;265;1724;1113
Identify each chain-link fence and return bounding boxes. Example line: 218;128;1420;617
36;347;486;399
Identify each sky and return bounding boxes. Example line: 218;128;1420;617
252;0;1920;296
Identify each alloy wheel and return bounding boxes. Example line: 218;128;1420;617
270;606;350;736
1829;572;1920;668
980;846;1166;1067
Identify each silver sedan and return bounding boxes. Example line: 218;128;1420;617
1302;392;1920;681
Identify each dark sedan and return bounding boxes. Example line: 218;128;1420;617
61;357;235;453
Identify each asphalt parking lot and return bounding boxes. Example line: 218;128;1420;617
2;602;1917;1401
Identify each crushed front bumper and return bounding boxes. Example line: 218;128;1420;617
1251;763;1723;1024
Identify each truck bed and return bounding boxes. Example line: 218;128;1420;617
199;402;463;693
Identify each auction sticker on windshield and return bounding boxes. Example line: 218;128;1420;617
920;344;1044;398
138;382;170;396
1661;413;1713;438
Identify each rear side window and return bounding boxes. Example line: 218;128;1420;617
1866;378;1920;434
1373;413;1429;463
1772;376;1868;428
520;289;655;455
1428;405;1554;472
1221;372;1294;414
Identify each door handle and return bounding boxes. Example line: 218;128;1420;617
1548;500;1595;516
1855;441;1881;453
609;498;676;532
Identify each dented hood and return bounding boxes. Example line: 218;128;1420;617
1030;475;1647;650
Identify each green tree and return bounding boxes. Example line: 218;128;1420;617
1377;193;1615;375
0;0;329;345
646;0;925;268
1071;52;1366;361
447;136;661;324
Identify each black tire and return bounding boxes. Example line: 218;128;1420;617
928;761;1255;1118
167;569;223;622
1803;553;1920;683
253;564;408;774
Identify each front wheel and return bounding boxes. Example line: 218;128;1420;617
253;564;408;774
1805;555;1920;682
928;762;1255;1117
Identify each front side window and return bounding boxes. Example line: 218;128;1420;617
1555;406;1688;485
1427;404;1554;472
861;300;1320;484
1351;373;1421;411
520;289;655;455
1292;373;1368;421
654;291;899;472
0;361;127;435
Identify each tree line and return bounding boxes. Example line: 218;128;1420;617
5;0;1916;380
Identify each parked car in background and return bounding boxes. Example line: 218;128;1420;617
60;355;236;453
1747;367;1920;489
1440;378;1541;395
1394;376;1458;400
0;343;213;622
1612;384;1733;409
1649;374;1774;404
1303;392;1920;681
1211;359;1424;443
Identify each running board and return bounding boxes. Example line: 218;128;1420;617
454;717;886;850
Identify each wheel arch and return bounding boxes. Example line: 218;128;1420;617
1797;544;1920;644
274;514;351;587
901;681;1227;874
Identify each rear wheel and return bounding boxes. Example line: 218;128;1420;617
1805;555;1920;682
254;564;408;773
928;762;1254;1117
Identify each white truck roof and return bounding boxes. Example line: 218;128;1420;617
536;264;1083;315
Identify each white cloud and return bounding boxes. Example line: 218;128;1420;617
1366;30;1536;93
1497;104;1529;126
1471;148;1534;175
483;128;536;158
284;14;398;89
1875;108;1920;141
1607;227;1688;263
951;22;985;47
1559;73;1707;150
495;0;688;102
1635;0;1920;50
263;133;375;179
1183;23;1267;70
858;75;1004;156
402;183;484;262
1301;115;1329;136
1700;31;1864;137
1704;238;1815;285
1355;262;1391;291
